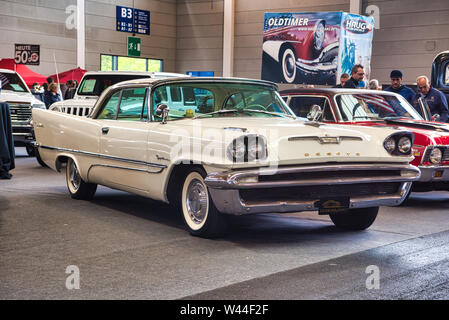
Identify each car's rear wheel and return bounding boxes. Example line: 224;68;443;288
329;207;379;230
66;158;97;200
181;168;228;238
280;47;297;83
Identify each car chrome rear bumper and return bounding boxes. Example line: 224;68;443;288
205;163;421;215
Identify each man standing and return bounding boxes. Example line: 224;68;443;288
384;70;415;104
343;64;365;88
412;76;449;122
334;73;350;88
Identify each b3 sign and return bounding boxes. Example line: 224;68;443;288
116;5;150;35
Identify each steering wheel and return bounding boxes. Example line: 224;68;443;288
352;102;362;117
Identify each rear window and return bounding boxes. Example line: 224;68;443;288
77;74;151;96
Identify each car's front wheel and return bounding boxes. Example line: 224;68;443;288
66;158;97;200
329;207;379;230
181;168;228;238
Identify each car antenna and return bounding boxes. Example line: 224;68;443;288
53;51;65;110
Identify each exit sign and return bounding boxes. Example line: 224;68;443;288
128;37;141;57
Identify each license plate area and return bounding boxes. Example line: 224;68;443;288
315;197;350;215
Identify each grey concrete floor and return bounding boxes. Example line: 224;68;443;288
1;148;449;299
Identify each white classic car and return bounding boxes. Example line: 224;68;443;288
49;70;186;116
32;77;420;237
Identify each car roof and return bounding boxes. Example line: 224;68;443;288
108;76;279;89
82;71;186;77
279;87;400;96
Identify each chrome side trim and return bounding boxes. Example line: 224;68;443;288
39;145;167;170
87;164;164;175
288;135;363;143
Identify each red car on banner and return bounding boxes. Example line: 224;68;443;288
263;18;339;84
280;88;449;199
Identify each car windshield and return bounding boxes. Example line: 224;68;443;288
152;82;294;121
0;72;28;92
335;93;423;121
77;74;151;96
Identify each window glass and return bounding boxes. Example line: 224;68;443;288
97;90;121;119
151;82;293;122
288;96;333;121
335;93;423;121
0;72;28;92
170;86;182;102
77;74;150;96
117;88;147;121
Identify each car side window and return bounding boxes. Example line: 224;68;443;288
97;90;121;120
117;87;147;121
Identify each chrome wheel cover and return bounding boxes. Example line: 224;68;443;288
69;160;81;191
284;52;295;78
186;179;208;225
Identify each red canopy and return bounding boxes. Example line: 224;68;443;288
0;58;47;88
48;67;87;84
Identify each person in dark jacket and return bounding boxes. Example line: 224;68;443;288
343;64;365;88
45;82;61;108
412;75;449;122
384;70;416;104
43;77;54;109
64;80;76;100
333;73;350;88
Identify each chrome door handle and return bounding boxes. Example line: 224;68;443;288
102;127;110;134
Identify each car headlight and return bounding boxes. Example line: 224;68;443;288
383;132;414;156
429;147;442;164
397;136;412;154
384;137;396;153
227;135;267;162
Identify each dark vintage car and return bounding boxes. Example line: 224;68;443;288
280;88;449;198
431;51;449;103
263;18;339;84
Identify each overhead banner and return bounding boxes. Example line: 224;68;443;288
261;12;374;86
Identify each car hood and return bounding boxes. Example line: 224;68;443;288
0;90;41;105
174;117;413;167
364;119;449;146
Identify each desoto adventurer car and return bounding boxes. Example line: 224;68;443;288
281;88;449;197
32;78;420;237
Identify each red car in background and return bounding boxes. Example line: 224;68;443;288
263;19;339;84
280;88;449;199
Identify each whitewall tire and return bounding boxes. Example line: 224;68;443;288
181;169;227;238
